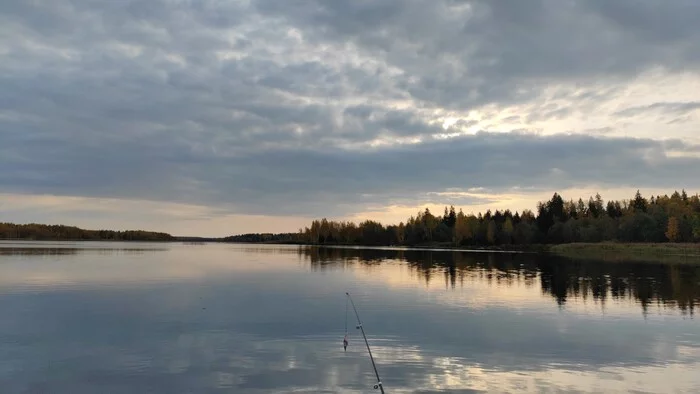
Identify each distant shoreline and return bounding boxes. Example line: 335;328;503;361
221;240;700;263
0;223;173;242
546;242;700;263
3;237;700;264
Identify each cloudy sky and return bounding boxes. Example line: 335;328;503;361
2;0;700;237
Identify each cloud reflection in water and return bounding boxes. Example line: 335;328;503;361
0;242;699;393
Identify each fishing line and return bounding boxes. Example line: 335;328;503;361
345;292;385;393
343;295;349;351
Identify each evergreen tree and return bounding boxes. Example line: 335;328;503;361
632;190;648;213
444;205;457;228
577;198;588;218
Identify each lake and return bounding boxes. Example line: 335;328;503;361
1;241;699;393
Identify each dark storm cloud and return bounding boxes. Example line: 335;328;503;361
1;0;699;217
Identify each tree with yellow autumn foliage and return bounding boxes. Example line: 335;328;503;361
666;216;681;242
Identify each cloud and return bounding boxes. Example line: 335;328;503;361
255;0;700;108
1;0;700;228
613;101;700;118
3;130;700;218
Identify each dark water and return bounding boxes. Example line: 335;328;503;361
1;242;699;393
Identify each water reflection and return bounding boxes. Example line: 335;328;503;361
298;246;700;316
0;247;165;256
1;242;700;393
0;241;168;256
0;247;80;256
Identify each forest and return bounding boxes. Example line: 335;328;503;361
3;190;699;246
222;232;301;243
249;190;700;247
0;223;174;241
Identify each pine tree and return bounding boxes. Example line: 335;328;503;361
632;190;648;213
446;205;457;228
577;198;587;218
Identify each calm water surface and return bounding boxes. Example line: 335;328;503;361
1;241;699;393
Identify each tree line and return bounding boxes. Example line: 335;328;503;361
0;222;174;241
263;190;700;247
222;232;301;243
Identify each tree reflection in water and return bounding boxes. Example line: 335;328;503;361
298;246;700;316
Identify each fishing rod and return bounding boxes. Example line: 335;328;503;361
345;292;385;393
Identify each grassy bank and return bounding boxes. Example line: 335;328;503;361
547;243;700;264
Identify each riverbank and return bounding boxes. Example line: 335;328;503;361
547;242;700;264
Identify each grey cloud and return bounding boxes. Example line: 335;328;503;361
340;106;437;141
3;130;700;217
501;116;522;124
255;0;700;109
661;139;700;153
1;0;416;150
453;119;479;129
526;105;576;123
614;102;700;118
583;0;700;43
667;117;693;125
581;127;614;135
2;0;700;219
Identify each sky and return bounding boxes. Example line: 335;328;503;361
1;0;700;237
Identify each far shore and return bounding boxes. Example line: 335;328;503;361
546;242;700;263
218;240;700;263
3;238;700;264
